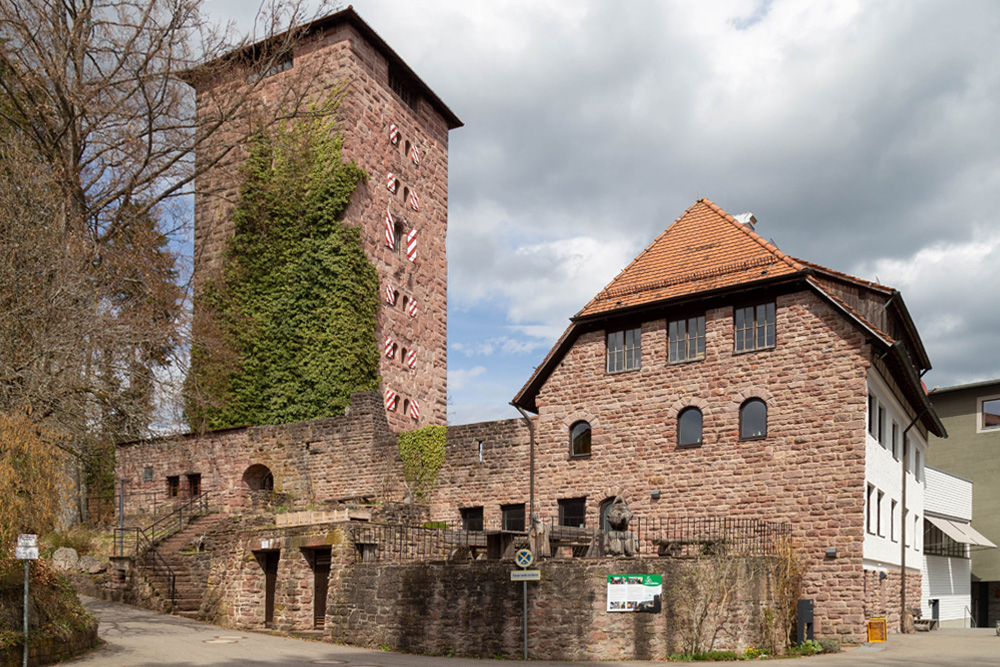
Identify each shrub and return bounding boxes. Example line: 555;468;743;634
817;638;840;653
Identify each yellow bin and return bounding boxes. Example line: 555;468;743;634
867;618;887;643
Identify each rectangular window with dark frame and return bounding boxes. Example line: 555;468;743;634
669;315;706;363
607;327;641;373
892;422;900;460
734;303;775;352
461;506;484;532
877;406;886;446
558;497;587;528
502;504;526;532
891;499;898;542
866;484;875;534
868;394;877;437
167;475;179;498
877;490;884;536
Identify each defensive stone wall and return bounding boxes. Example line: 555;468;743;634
116;392;401;514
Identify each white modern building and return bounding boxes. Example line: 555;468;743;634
921;466;996;627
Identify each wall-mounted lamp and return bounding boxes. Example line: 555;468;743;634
825;548;837;559
650;490;661;500
879;571;887;581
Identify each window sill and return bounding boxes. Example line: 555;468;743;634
677;442;703;450
732;345;776;356
606;367;641;375
739;435;767;442
569;453;592;461
668;356;705;366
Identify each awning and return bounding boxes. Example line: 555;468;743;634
926;516;997;548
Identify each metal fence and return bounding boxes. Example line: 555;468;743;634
85;490;203;527
347;523;528;562
347;517;790;563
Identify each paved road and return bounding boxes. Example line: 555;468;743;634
68;596;1000;666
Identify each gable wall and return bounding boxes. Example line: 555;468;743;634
529;289;873;638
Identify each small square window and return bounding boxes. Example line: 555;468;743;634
461;507;484;532
734;303;775;352
980;396;1000;431
143;466;153;482
669;315;706;363
558;497;586;528
167;476;179;498
502;504;526;532
607;327;641;373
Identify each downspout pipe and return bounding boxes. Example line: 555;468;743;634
899;407;927;633
511;403;536;525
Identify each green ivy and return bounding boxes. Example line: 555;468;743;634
398;425;446;503
186;94;377;430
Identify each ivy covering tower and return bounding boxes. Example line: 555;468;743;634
186;98;378;430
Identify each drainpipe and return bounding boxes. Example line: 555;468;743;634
511;404;536;525
899;407;927;633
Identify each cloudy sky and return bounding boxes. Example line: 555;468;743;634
203;0;1000;425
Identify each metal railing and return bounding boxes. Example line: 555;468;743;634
541;516;792;558
964;605;976;628
348;523;527;562
113;491;212;606
347;516;790;563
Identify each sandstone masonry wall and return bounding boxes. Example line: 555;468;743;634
116;392;402;513
525;290;872;639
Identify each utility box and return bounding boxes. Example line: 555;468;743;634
797;599;814;644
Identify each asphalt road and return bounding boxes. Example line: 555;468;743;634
66;596;1000;666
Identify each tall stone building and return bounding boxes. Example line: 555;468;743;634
189;8;462;430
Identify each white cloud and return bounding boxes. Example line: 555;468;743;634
851;230;1000;387
447;365;486;392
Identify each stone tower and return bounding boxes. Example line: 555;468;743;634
189;8;461;430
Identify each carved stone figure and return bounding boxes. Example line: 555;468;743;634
603;496;639;557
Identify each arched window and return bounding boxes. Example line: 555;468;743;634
570;421;591;457
678;407;703;448
243;464;274;491
740;398;767;440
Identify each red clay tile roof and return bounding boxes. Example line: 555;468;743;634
577;199;805;319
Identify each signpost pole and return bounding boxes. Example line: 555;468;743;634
522;579;527;660
22;559;28;667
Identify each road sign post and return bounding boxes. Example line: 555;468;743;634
514;548;535;660
17;534;37;667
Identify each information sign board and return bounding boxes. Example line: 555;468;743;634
15;535;38;561
607;574;661;612
511;570;541;581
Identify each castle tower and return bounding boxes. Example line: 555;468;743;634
189;8;461;430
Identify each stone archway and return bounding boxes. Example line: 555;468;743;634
242;464;274;491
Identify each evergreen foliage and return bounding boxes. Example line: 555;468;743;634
187;97;377;430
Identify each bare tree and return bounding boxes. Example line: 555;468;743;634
0;0;335;515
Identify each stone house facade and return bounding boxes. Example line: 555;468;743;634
188;7;462;429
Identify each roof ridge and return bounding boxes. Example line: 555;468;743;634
702;199;805;272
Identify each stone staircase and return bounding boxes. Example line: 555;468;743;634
141;513;227;618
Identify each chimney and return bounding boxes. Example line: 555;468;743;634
734;212;757;231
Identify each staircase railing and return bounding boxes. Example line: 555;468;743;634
114;491;212;607
965;605;976;628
